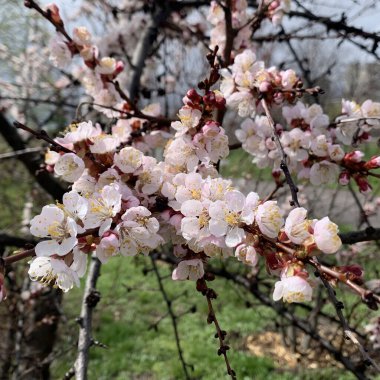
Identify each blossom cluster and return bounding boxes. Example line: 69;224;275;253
11;2;364;308
220;49;303;117
234;93;380;193
23;84;345;306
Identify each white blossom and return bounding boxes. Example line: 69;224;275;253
172;259;204;281
54;153;85;182
313;217;342;254
273;275;312;303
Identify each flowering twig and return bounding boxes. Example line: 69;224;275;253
13;121;75;154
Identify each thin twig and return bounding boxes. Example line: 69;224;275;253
196;278;236;379
309;257;380;372
150;257;191;380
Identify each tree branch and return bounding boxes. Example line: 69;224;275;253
74;254;102;380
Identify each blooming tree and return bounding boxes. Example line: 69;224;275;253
1;1;380;379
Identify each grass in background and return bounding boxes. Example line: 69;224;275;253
52;256;359;380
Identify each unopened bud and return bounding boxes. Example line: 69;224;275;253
364;156;380;170
354;175;372;195
338;171;350;186
46;3;62;25
344;150;364;163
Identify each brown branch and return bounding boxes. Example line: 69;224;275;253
0;113;65;200
74;254;102;380
339;227;380;244
14;121;75;154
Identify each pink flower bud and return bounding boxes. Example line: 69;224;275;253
344;150;364;163
338;171;350;186
46;3;62;25
115;60;124;75
364;156;380;170
186;88;201;103
355;175;372;195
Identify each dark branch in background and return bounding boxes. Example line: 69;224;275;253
0;233;36;248
128;2;170;101
289;2;380;59
339;227;380;244
0;113;65;200
74;254;102;380
150;257;192;380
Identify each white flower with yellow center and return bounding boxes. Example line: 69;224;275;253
114;146;143;174
135;157;163;195
54;153;85;182
28;257;80;292
174;172;203;205
172;259;204;281
89;134;119;154
273;275;312;303
72;26;92;46
83;185;121;233
117;206;162;256
96;234;120;263
313;216;342;254
256;201;284;239
96;57;117;75
180;199;211;242
30;205;77;256
309;161;339;186
284;207;311;245
209;190;247;248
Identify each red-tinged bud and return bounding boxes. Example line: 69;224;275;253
269;1;280;11
344;150;364;163
215;97;226;110
364;156;380;170
186;88;202;103
360;131;370;141
46;3;62;25
114;60;124;75
338;171;350;186
203;91;216;105
354;175;372;195
265;252;282;272
336;264;363;281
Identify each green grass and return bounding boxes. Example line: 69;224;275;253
51;256;360;380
